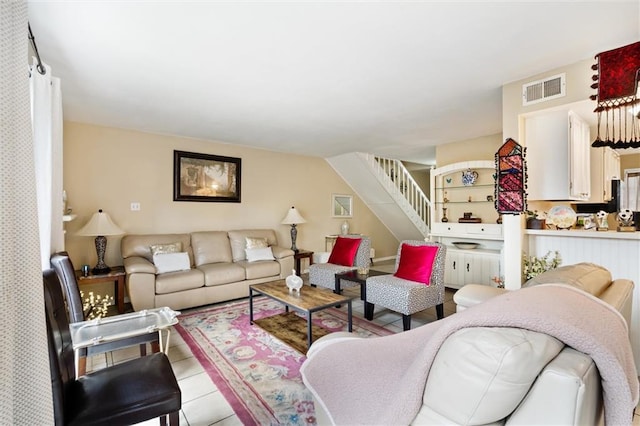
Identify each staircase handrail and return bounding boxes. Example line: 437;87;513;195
364;154;431;233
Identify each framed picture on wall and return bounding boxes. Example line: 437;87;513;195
331;194;353;217
173;150;241;202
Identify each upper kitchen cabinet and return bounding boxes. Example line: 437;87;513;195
587;146;621;203
521;107;591;201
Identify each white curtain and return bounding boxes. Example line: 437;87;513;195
0;2;54;424
626;170;640;211
30;60;64;270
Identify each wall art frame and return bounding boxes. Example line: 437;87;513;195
331;194;353;217
173;150;241;202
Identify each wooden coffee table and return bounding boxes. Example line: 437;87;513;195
249;280;353;350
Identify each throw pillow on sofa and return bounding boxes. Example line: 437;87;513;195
245;247;275;262
153;252;190;274
246;237;268;249
150;242;182;256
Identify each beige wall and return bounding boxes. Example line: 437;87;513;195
435;133;503;167
63;121;399;271
403;161;431;196
502;59;593;142
621;154;640;174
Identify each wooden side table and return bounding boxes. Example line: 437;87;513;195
75;266;126;314
334;269;389;320
293;250;314;276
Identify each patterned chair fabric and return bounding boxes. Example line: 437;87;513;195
309;235;371;291
365;240;446;330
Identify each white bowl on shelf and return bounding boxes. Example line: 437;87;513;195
452;242;480;250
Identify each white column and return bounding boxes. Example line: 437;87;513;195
502;214;524;290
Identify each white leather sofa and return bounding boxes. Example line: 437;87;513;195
454;262;633;325
301;263;637;425
121;229;294;311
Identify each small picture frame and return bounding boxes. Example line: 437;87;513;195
332;194;353;217
173;150;241;202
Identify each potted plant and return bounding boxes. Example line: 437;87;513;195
525;210;547;229
522;251;562;281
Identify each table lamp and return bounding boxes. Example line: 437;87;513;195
281;206;306;252
77;209;125;274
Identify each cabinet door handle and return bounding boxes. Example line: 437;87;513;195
467;263;470;272
453;261;456;270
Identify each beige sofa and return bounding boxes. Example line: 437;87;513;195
121;229;294;311
301;263;638;425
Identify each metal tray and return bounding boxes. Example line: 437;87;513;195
69;307;180;349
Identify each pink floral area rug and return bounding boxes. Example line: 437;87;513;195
174;296;393;425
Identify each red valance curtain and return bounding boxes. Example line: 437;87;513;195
591;41;640;149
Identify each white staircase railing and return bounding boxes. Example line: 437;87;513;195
362;153;431;236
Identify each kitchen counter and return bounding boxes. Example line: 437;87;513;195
525;228;640;370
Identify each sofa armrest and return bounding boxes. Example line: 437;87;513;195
307;332;361;358
123;256;157;311
124;256;156;274
271;246;294;259
506;347;603;425
271;246;295;278
453;284;507;312
599;278;634;327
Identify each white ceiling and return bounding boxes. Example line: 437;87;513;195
27;1;640;164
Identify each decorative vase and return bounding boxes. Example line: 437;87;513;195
461;169;479;186
285;269;303;293
441;208;448;223
341;220;350;235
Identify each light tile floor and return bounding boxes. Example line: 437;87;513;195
85;261;640;425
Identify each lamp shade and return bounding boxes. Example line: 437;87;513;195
77;209;125;236
281;206;306;225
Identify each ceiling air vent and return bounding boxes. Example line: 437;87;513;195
522;73;566;106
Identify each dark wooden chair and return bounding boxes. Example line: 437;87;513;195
50;252;160;376
44;268;181;425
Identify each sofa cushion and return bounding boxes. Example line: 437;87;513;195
245;247;275;262
328;237;361;267
153;252;190;274
121;234;193;264
393;243;438;284
237;259;281;280
228;230;278;262
191;231;233;266
523;262;612;297
155;268;204;294
198;263;246;286
422;327;564;425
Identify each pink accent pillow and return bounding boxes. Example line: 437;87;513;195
394;244;439;285
328;237;362;267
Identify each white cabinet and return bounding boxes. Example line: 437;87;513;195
523;108;591;201
585;147;621;203
444;249;501;289
430;161;504;289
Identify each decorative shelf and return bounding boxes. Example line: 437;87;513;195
435;201;493;205
63;214;77;222
435;184;494;190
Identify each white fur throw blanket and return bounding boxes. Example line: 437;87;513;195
301;284;639;425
